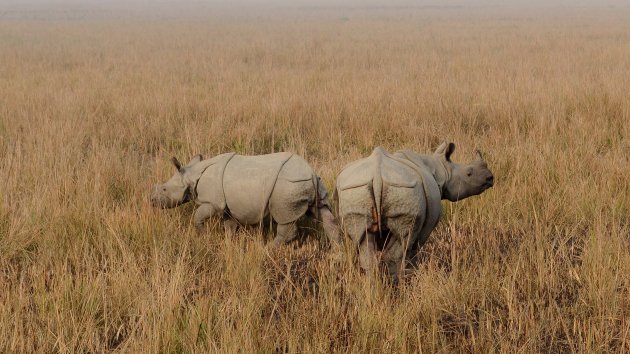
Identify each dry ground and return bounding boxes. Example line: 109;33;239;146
0;2;629;352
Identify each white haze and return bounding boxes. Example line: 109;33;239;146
0;0;627;28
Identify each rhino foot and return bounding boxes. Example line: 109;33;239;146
270;222;297;247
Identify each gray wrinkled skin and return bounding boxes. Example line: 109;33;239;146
335;142;493;280
151;152;342;248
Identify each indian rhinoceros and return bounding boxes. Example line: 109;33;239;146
151;152;342;248
335;142;493;280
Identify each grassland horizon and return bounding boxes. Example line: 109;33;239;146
0;2;628;352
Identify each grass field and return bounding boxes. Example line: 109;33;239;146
0;2;629;352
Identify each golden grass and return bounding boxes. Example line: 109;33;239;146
0;3;629;352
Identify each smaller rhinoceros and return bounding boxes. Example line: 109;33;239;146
151;152;341;248
335;142;493;280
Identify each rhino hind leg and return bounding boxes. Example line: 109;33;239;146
382;215;421;280
224;218;239;236
358;231;379;276
382;235;406;283
270;222;298;247
268;178;311;226
194;203;217;233
317;206;343;248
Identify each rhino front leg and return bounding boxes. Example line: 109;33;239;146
270;222;297;247
318;206;343;248
194;204;216;233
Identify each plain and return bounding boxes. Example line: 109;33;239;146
0;3;628;352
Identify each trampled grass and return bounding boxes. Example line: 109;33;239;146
0;3;628;352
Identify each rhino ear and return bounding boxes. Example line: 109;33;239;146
188;154;203;165
171;157;183;172
434;141;448;155
474;149;484;161
444;143;455;161
435;141;455;161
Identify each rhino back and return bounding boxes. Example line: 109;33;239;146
380;155;419;188
275;154;313;182
337;149;418;192
336;157;375;191
222;152;293;225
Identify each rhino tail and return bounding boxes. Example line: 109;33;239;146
312;173;321;221
370;171;383;236
332;186;339;217
369;149;384;236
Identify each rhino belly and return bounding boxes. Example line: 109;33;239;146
223;165;277;225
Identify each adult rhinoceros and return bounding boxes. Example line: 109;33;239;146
151;152;341;248
335;142;493;280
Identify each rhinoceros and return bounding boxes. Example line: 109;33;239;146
151;152;342;248
335;142;493;279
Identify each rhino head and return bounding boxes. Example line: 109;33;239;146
150;155;203;208
433;142;493;202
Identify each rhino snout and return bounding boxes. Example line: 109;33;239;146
150;185;167;207
485;175;494;188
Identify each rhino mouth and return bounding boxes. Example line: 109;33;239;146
483;175;494;189
150;186;194;209
150;196;171;208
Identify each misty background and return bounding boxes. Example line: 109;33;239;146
1;0;629;22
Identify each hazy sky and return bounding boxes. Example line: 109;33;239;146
2;0;628;6
1;0;627;22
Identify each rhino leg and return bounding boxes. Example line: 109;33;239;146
224;218;239;236
382;236;406;283
194;203;216;232
318;206;343;249
383;216;419;280
270;222;297;247
358;232;378;276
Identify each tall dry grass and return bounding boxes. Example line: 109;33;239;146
0;3;629;352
